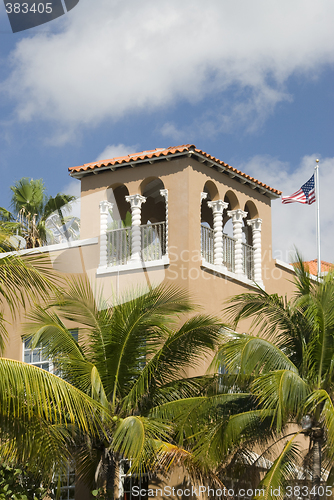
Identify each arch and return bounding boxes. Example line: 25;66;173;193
224;190;239;211
243;201;259;246
139;176;163;196
201;181;220;228
109;184;130;225
222;191;239;232
203;180;219;202
140;178;166;225
244;200;259;219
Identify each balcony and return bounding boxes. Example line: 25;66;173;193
242;242;254;281
201;225;255;281
201;226;235;272
104;221;167;270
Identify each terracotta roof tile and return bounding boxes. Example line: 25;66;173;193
69;144;281;195
301;259;334;275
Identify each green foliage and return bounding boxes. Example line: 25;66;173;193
0;239;109;484
25;279;224;493
0;462;48;499
0;177;78;247
210;254;334;498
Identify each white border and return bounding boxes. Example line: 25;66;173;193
0;237;98;258
201;259;264;290
96;255;169;275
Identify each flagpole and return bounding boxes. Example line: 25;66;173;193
315;159;321;278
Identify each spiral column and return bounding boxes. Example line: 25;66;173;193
207;200;228;266
99;200;113;267
125;194;146;262
227;209;247;274
160;189;168;255
247;218;263;285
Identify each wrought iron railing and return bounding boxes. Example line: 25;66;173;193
222;234;235;272
106;222;166;266
141;222;166;262
242;242;254;280
201;226;235;271
201;225;214;264
107;226;132;266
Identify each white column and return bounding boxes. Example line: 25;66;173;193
207;200;228;266
247;218;263;285
125;194;146;261
99;201;113;267
160;189;168;255
227;209;247;274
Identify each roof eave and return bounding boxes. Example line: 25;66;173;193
69;149;281;198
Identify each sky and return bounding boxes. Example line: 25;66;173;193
0;0;333;263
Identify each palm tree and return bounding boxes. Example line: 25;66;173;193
24;278;223;498
0;239;108;487
0;177;78;247
210;257;334;500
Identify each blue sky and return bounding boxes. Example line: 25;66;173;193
0;0;333;262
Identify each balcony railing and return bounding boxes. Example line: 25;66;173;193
201;226;255;279
222;234;235;272
242;242;254;280
141;222;166;261
106;221;166;266
201;225;214;264
201;225;235;272
107;226;132;266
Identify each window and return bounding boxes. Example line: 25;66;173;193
23;337;52;372
59;467;75;500
119;460;148;500
23;329;78;372
23;330;79;499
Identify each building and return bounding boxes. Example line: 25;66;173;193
3;144;300;499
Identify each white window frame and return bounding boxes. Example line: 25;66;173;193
23;337;53;372
119;460;148;500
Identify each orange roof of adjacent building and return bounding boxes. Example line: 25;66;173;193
302;259;334;275
69;144;281;197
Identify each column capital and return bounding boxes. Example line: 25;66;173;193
99;200;113;215
201;192;208;202
207;200;228;213
160;189;168;200
247;218;262;231
125;194;146;208
227;209;247;222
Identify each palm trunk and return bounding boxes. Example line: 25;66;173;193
105;451;116;500
312;429;323;500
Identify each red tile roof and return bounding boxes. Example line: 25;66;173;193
302;259;334;275
69;144;281;196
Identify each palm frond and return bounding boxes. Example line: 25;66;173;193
0;358;108;434
213;333;298;377
122;315;223;412
256;433;302;500
252;370;309;431
305;389;334;458
112;416;171;473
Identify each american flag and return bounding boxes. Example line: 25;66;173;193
282;174;316;205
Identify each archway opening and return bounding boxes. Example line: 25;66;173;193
141;178;166;224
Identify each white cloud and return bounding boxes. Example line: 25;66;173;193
1;0;334;137
238;155;334;263
60;179;81;218
95;143;138;162
61;179;80;197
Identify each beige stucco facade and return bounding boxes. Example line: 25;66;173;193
2;145;300;499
